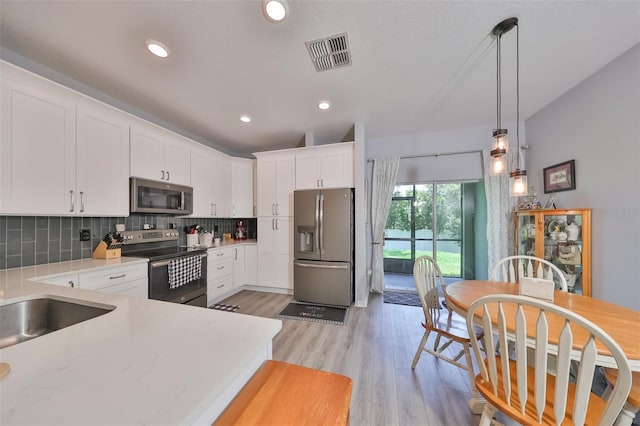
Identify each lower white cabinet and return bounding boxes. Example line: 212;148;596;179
257;217;292;290
232;246;245;289
80;263;148;298
35;262;148;298
207;247;234;305
39;274;79;289
244;244;258;286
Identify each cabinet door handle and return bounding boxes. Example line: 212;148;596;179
317;179;320;187
80;191;85;212
321;179;324;187
109;274;126;280
217;284;225;288
211;203;214;216
275;218;279;230
217;266;225;270
166;171;170;181
69;190;75;212
275;203;279;215
232;205;236;216
216;252;224;257
161;170;165;180
68;280;75;288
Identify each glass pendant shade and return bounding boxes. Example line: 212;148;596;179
510;169;528;196
491;129;508;157
489;155;507;176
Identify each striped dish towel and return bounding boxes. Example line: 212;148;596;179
168;256;202;289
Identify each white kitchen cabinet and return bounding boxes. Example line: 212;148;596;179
255;153;295;217
295;142;354;190
257;217;293;290
207;246;234;305
130;120;190;185
76;98;130;216
39;274;79;289
232;245;245;288
244;243;258;286
79;263;148;298
230;158;255;217
0;61;130;216
191;145;230;217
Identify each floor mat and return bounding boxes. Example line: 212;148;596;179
210;303;240;312
277;302;348;326
383;290;422;307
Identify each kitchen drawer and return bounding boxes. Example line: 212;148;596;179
99;278;148;299
208;259;233;281
80;264;148;291
207;275;233;304
207;247;234;262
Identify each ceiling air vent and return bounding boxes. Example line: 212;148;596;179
305;32;352;72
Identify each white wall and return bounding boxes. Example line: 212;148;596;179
526;44;640;309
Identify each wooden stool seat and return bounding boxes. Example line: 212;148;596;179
213;360;353;426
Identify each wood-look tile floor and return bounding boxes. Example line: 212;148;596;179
221;290;481;426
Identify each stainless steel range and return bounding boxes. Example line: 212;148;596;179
120;229;207;307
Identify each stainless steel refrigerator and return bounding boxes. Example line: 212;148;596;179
293;188;354;306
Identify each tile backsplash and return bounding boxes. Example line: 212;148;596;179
0;215;256;270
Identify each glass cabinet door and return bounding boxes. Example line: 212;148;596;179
516;209;591;296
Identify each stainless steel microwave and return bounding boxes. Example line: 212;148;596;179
130;177;193;215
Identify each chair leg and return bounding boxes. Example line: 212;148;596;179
411;330;430;369
478;403;497;426
614;402;638;426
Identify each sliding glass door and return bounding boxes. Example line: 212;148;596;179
383;183;463;278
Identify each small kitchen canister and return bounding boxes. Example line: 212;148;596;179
186;234;199;248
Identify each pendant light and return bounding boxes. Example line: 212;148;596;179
508;19;528;196
489;18;516;176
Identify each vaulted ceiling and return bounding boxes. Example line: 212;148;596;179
1;1;638;156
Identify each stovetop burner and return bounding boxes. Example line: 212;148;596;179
119;229;206;261
124;246;206;261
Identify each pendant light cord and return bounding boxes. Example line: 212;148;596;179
516;22;520;168
496;35;502;129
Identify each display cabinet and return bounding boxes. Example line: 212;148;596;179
515;208;591;296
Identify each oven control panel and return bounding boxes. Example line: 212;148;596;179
120;229;180;243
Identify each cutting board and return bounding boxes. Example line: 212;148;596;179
0;362;10;380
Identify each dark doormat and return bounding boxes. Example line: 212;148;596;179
383;290;422;307
210;303;239;312
277;302;348;326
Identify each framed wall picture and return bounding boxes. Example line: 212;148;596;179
543;160;576;193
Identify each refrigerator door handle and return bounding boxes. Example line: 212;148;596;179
319;194;325;255
315;194;320;253
294;261;349;270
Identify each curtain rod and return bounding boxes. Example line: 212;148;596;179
367;149;482;162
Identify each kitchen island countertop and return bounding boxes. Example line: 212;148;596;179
0;261;282;425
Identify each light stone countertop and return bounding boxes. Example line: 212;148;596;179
0;255;282;425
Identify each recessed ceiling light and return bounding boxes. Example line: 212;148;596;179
240;115;251;123
146;40;169;58
262;0;288;23
318;101;331;110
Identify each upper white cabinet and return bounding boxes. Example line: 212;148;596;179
231;158;255;217
130;121;190;186
190;144;230;217
255;152;295;217
295;142;354;190
0;61;129;216
76;99;130;216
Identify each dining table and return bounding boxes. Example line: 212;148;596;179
445;280;640;372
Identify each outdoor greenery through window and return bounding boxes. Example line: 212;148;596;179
384;183;462;276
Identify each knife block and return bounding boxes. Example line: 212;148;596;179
92;241;121;260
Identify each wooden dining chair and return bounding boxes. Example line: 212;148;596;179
411;255;485;413
601;368;640;426
491;255;568;292
466;294;632;426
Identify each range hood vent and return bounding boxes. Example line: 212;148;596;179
305;32;352;72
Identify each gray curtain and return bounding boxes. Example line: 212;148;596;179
370;157;400;293
483;149;518;277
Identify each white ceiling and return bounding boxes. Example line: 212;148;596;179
1;1;638;157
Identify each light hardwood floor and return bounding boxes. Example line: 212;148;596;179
221;290;481;426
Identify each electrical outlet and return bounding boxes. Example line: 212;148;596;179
80;229;91;241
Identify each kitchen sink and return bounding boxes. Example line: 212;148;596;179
0;296;116;349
